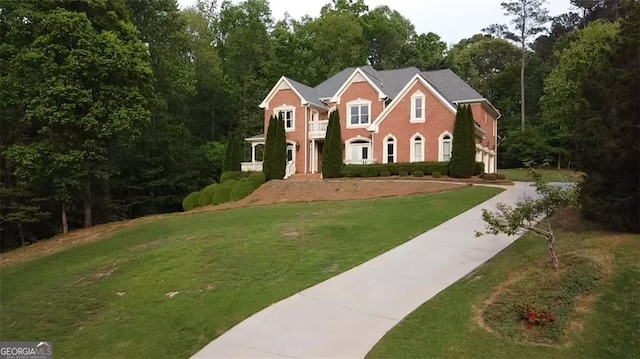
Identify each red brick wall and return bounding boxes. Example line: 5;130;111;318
334;81;385;143
377;80;456;162
470;103;497;150
264;89;306;173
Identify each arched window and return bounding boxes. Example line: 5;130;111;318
440;133;452;162
345;137;372;164
411;134;425;162
383;135;397;164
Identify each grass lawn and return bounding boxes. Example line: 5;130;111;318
499;168;584;182
0;186;501;359
367;211;640;359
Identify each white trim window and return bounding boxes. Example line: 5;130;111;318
439;132;453;162
275;105;295;132
410;134;425;162
347;100;371;128
383;135;397;164
410;91;426;123
346;139;372;164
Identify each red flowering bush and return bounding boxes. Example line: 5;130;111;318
522;304;556;326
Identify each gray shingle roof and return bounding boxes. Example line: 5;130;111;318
273;67;489;111
420;69;484;104
284;77;327;109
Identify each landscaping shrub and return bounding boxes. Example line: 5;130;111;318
323;110;344;178
474;162;485;176
380;170;390;177
342;162;449;178
247;172;266;188
211;184;233;205
230;179;255;201
399;171;408;177
450;105;476;178
182;191;201;211
484;173;497;180
432;171;442;178
223;133;242;172
221;171;250;184
496;173;507;180
413;170;424;177
198;183;220;206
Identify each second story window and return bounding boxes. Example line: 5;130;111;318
347;100;371;128
411;91;426;123
275;106;295;132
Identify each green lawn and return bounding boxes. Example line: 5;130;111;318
499;168;584;182
367;214;640;359
0;186;501;359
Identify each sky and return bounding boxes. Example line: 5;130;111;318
177;0;574;45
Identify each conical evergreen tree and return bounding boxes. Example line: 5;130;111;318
274;112;287;179
322;110;344;178
263;115;277;180
223;133;242;172
449;105;475;178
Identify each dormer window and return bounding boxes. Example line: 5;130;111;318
411;91;426;123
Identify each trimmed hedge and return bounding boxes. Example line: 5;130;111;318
432;171;442;178
230;179;255;201
399;171;408;177
380;170;391;177
413;170;424;177
220;171;250;184
484;173;497;180
212;184;233;204
343;162;449;178
473;162;485;176
247;172;266;188
496;173;506;180
199;183;220;206
182;191;201;211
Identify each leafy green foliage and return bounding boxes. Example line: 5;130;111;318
322;110;344;178
263;116;278;181
413;171;424;177
432;171;442;178
274;113;287;179
211;184;233;205
449;105;476;178
247;172;266;188
223;134;242;172
198;183;220;207
230;179;255;201
182;191;202;211
342;162;450;178
220;171;250;184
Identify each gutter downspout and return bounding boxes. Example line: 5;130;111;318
304;105;308;174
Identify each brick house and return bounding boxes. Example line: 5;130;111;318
243;66;499;177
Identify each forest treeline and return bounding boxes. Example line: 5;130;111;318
1;0;637;250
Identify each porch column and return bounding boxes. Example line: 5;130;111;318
251;143;257;163
311;140;316;174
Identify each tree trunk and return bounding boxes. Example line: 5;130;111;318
546;220;559;269
18;223;25;247
62;203;68;234
83;182;92;228
557;153;562;170
520;46;526;131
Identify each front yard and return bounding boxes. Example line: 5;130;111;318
499;168;584;182
367;210;640;359
0;186;500;358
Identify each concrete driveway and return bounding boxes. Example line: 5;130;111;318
192;183;537;359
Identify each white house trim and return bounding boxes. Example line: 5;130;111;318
346;98;372;129
367;74;457;132
260;76;306;109
438;131;453;162
274;104;296;132
382;134;397;164
330;68;387;104
410;132;425;163
410;91;426;123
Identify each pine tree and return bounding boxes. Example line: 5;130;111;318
449;105;475;178
274;112;287;179
263;115;277;180
322;110;344;178
223;133;242;173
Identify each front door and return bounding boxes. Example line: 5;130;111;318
317;142;323;173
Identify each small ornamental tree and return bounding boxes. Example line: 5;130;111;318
322;110;344;178
263;115;277;180
476;170;578;269
449;104;476;178
274;112;287;179
223;133;242;173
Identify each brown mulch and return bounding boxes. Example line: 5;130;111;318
0;180;468;268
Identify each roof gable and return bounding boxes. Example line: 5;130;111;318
259;76;327;110
328;67;387;103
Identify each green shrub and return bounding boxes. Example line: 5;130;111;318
341;162;449;178
474;162;485;176
380;170;391;177
484;173;497;180
182;191;202;211
413;170;424;177
247;172;266;188
432;171;442;178
449;105;476;178
199;183;220;206
230;179;255;201
323;110;344;178
211;184;233;205
496;173;507;180
399;171;408;177
222;179;238;189
221;171;250;183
